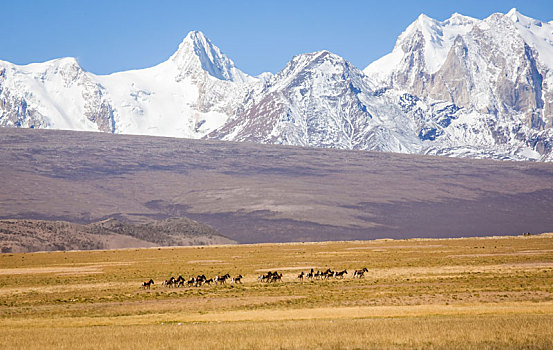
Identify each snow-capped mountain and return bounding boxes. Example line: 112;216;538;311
0;57;115;132
209;50;422;153
0;31;260;138
364;8;553;160
1;9;553;161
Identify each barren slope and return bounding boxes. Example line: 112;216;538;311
1;128;553;244
0;218;234;253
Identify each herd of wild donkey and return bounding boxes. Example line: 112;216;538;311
140;267;369;289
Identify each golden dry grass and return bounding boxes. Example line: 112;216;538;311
3;315;553;350
1;235;553;349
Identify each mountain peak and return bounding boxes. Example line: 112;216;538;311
181;30;211;49
33;56;84;75
506;8;521;21
415;13;432;23
291;50;348;66
169;30;249;82
53;57;81;68
185;30;207;40
446;12;478;26
281;50;352;78
399;13;439;42
504;8;541;26
272;50;364;93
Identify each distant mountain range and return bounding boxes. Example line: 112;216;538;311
1;9;552;161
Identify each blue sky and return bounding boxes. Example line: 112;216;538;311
2;0;552;75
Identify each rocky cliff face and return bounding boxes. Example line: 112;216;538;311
365;9;553;160
365;10;551;119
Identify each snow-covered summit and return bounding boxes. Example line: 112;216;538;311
363;9;553;161
365;9;553;79
503;9;553;71
365;11;477;80
169;30;251;83
506;8;533;24
270;50;358;88
446;12;476;25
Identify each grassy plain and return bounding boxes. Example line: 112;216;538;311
1;234;553;349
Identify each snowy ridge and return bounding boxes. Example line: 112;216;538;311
2;11;553;162
506;8;553;71
209;50;423;153
1;31;258;138
0;57;114;132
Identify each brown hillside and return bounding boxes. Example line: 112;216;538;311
1;128;553;245
0;218;234;253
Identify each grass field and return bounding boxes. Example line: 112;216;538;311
1;234;553;349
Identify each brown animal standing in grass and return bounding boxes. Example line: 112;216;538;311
141;279;154;289
297;271;304;281
195;275;207;287
162;277;175;287
231;275;243;284
215;273;230;285
334;269;348;279
270;272;283;283
258;271;281;283
353;268;369;278
323;269;334;279
175;276;185;287
258;273;269;282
